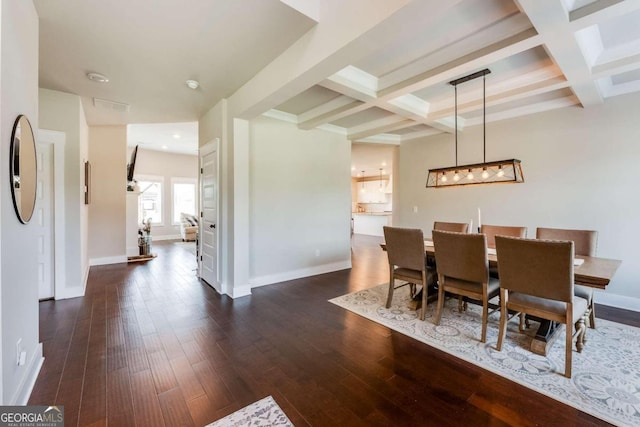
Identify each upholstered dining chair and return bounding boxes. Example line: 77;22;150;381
433;221;469;233
536;227;598;329
495;236;589;378
383;226;433;320
480;224;527;248
481;224;527;279
432;230;499;342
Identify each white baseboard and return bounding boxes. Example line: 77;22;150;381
90;255;128;266
230;284;252;298
249;260;352;289
594;291;640;312
12;343;43;405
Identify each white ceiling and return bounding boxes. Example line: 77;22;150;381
34;0;640;154
127;122;198;155
351;144;395;178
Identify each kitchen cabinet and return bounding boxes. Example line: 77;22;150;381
357;180;388;203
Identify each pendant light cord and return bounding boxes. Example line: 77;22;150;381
483;73;486;164
454;84;458;167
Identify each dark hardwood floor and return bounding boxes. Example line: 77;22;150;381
29;235;635;426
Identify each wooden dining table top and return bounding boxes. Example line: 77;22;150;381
380;239;622;290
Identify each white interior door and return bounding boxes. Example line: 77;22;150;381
36;143;54;299
199;141;218;288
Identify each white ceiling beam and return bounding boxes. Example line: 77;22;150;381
352;134;401;144
399;127;444;142
262;109;299;124
297;96;364;129
515;0;604;107
348;118;415;141
279;0;320;22
427;76;570;121
569;0;640;30
592;52;640;79
465;95;580;126
230;0;470;118
310;29;543;132
379;29;542;99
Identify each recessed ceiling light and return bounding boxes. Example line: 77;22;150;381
381;162;387;166
186;79;199;90
87;72;109;83
172;133;181;139
161;145;168;150
351;166;356;171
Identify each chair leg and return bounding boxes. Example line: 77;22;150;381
386;270;394;309
565;308;573;378
420;273;428;321
457;296;464;312
496;289;508;351
576;315;587;353
519;313;526;332
481;295;488;343
434;275;445;325
589;302;596;329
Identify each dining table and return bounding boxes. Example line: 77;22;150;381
380;238;622;356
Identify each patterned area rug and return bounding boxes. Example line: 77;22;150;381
329;284;640;426
207;396;293;427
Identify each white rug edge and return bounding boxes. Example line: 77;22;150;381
206;395;294;427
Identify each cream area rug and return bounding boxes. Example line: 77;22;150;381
207;396;293;427
329;284;640;427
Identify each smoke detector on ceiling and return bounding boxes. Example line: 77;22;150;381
86;72;109;83
185;79;199;90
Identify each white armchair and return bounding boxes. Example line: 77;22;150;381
180;213;198;241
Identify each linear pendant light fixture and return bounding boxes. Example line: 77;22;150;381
426;69;524;188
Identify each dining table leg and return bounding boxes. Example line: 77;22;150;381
530;319;563;356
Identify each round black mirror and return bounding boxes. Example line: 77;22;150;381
10;115;37;224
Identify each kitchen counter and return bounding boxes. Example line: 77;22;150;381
352;212;392;216
352;213;391;236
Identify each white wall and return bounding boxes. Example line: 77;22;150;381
127;147;198;239
0;0;42;404
88;126;127;264
397;92;640;310
248;116;352;286
39;88;90;297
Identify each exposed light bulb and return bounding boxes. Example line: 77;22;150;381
441;174;448;182
453;172;460;182
467;170;474;180
497;167;505;177
481;169;489;179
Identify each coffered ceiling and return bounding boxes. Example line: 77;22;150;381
34;0;640;153
266;0;640;144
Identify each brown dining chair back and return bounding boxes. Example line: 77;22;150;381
495;236;588;378
536;227;597;256
383;226;432;320
536;227;598;329
432;230;498;342
481;224;527;248
434;221;469;233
